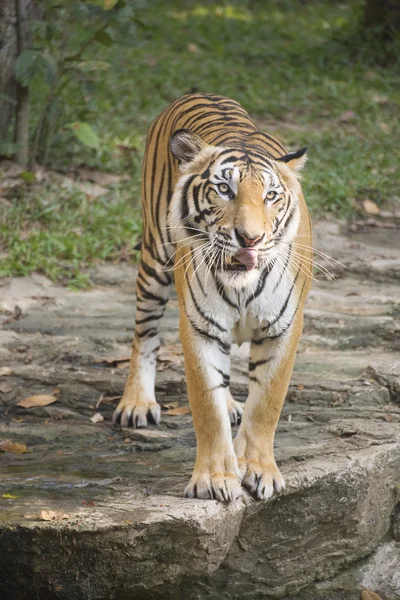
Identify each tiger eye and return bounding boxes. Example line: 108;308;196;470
218;183;230;194
266;190;278;201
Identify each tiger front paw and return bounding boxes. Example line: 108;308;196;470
112;395;161;428
184;470;242;502
184;451;242;502
238;457;285;501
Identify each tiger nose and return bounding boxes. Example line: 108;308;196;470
234;228;265;248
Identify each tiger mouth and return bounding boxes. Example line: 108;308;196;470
224;260;248;271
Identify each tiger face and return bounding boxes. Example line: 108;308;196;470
169;128;307;284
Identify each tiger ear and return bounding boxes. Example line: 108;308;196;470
277;147;307;173
170;129;207;166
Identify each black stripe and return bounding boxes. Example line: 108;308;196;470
136;280;168;306
136;327;158;339
141;260;171;287
186;274;227;332
272;244;292;293
249;358;271;371
245;261;275;308
180;174;197;223
269;263;301;327
186;311;230;355
136;313;164;325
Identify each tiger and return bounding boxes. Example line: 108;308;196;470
113;93;312;502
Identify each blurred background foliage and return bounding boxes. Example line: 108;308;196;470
0;0;399;287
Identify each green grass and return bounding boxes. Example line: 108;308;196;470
1;0;399;286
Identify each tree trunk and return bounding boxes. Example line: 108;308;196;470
14;0;32;168
365;0;400;34
0;0;17;142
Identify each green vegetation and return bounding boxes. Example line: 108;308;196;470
1;0;399;286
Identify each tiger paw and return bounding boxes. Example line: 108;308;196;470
184;470;242;502
226;393;244;426
112;395;161;428
238;457;285;501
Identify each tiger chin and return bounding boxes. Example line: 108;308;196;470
113;94;312;502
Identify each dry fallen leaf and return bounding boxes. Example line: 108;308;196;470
39;510;70;521
52;387;61;396
24;351;33;364
17;395;58;408
82;499;96;507
166;405;191;416
116;361;130;369
0;367;13;377
0;440;29;453
77;168;126;187
361;590;384;600
362;199;380;215
90;412;104;423
95;354;131;365
162;401;179;409
187;43;200;53
297;383;305;391
0;382;12;394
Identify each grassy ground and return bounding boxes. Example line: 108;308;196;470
1;0;399;286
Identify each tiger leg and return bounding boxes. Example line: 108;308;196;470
180;312;241;501
113;245;172;428
226;389;244;426
234;312;304;500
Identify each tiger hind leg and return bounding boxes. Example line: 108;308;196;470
113;245;172;428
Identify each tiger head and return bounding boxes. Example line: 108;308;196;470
169;128;307;279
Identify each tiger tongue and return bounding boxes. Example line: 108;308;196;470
234;248;258;271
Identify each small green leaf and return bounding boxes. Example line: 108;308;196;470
94;30;113;47
20;171;36;184
2;493;19;499
66;122;100;149
15;50;43;86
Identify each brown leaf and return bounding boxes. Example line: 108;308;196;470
24;351;33;365
384;413;393;422
82;499;96;507
90;412;104;423
162;401;179;409
39;510;70;521
362;590;384;600
17;395;58;408
52;387;61;396
95;354;131;365
297;383;305;391
362;199;380;215
0;382;12;394
116;361;130;369
0;440;29;453
77;168;126;187
0;367;13;377
187;43;200;53
166;405;191;416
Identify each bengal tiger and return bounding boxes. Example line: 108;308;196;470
113;93;312;502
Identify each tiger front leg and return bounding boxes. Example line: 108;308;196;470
180;312;241;502
113;248;172;428
234;314;304;500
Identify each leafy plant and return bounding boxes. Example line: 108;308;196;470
14;0;145;167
